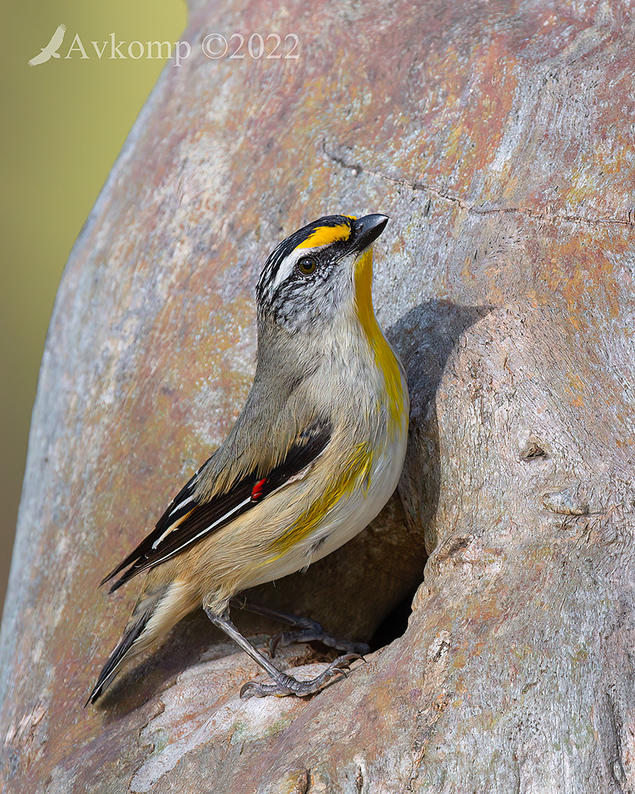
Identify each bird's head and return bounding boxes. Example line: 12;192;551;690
256;213;389;335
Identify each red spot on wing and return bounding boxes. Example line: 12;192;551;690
251;478;268;501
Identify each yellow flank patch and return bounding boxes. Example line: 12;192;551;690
354;248;405;430
296;223;351;249
269;442;373;558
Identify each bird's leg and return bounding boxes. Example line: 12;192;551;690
205;605;360;699
230;597;370;658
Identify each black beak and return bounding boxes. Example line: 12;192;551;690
352;214;389;252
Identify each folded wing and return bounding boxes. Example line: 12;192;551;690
101;418;331;592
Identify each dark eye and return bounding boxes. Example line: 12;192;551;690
297;256;317;275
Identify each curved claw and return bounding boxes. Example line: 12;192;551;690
268;633;283;658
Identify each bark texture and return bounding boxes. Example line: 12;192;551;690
1;0;633;791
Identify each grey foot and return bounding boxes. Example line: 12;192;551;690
228;598;370;659
268;616;369;658
240;653;361;699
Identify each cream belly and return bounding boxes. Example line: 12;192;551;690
307;429;408;563
247;422;408;588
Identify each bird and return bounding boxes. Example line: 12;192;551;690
28;24;66;66
88;213;409;703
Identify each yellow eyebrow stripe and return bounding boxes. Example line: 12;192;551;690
296;223;351;249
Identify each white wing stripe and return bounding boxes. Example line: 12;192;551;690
168;493;196;516
149;496;253;567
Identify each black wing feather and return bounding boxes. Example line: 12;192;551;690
101;420;331;592
99;456;213;587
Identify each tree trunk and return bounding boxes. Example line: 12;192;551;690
1;1;633;791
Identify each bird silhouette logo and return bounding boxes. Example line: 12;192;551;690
28;24;66;66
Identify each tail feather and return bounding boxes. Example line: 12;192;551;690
87;580;194;705
86;609;152;705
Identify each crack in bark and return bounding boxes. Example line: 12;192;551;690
605;688;628;792
406;693;452;790
321;141;634;229
295;768;311;794
355;764;364;793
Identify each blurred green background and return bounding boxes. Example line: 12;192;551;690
0;1;187;611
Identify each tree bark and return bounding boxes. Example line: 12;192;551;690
1;1;633;791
